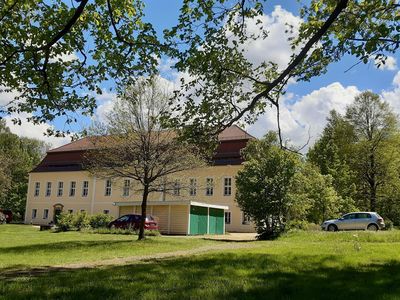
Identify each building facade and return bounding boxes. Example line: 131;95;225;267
25;126;255;234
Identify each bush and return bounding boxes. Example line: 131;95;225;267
73;212;90;231
57;212;75;231
0;212;6;224
286;220;309;231
89;228;137;235
383;219;394;231
89;213;114;229
145;230;161;236
306;223;322;231
88;228;161;236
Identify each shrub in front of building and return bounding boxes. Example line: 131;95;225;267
57;212;75;231
89;213;114;229
73;212;91;231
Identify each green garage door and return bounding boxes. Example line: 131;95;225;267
190;206;208;235
209;208;224;234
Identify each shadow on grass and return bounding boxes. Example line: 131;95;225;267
0;240;133;255
1;252;400;299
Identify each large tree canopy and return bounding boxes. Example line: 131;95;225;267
0;0;163;134
165;0;400;142
0;0;399;140
0;120;45;219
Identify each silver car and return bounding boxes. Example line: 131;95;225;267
321;212;385;232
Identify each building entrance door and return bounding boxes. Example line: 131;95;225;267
53;204;64;224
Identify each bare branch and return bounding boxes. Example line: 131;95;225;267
217;0;349;133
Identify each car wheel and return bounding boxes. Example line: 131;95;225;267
327;224;337;232
367;224;378;231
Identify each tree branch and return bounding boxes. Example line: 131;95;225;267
217;0;349;133
0;0;89;66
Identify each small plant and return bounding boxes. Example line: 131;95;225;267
73;212;90;231
57;212;75;231
383;219;394;231
90;228;137;235
145;230;161;237
88;227;160;236
89;213;114;229
0;212;6;225
353;234;361;252
286;220;309;231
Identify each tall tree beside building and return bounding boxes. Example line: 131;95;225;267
307;110;357;205
345;91;398;212
309;92;400;221
235;132;300;239
0;120;45;220
85;77;205;240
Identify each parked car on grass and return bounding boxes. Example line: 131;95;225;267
321;212;385;232
0;209;12;223
108;214;158;230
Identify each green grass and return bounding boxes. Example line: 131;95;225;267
2;226;400;299
0;225;220;270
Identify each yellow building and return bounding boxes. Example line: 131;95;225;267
25;126;255;234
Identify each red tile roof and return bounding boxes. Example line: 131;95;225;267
32;125;254;172
48;125;254;153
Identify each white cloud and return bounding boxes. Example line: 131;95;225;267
248;83;360;150
94;90;118;124
373;55;397;71
238;5;303;70
4;113;70;149
1;87;71;149
0;86;19;107
49;52;78;63
381;70;400;114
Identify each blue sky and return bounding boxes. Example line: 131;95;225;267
3;1;400;150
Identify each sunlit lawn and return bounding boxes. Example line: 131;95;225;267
0;225;221;270
1;225;400;299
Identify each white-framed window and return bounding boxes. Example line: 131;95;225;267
225;211;231;224
206;178;214;196
57;182;64;197
123;179;131;197
242;212;251;225
189;178;197;196
103;210;109;214
32;209;37;219
82;181;89;197
68;209;73;214
105;179;112;196
69;181;76;197
223;177;232;196
173;180;181;196
45;182;52;197
34;182;40;197
43;209;49;219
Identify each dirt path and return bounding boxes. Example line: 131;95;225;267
1;242;259;278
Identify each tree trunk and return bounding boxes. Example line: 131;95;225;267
369;153;377;212
138;185;149;240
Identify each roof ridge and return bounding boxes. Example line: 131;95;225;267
47;136;91;153
231;124;256;139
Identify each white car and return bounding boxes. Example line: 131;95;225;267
321;212;385;231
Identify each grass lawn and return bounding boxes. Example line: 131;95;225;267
1;226;400;299
0;225;222;270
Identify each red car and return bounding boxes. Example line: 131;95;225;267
108;214;158;230
0;209;12;223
